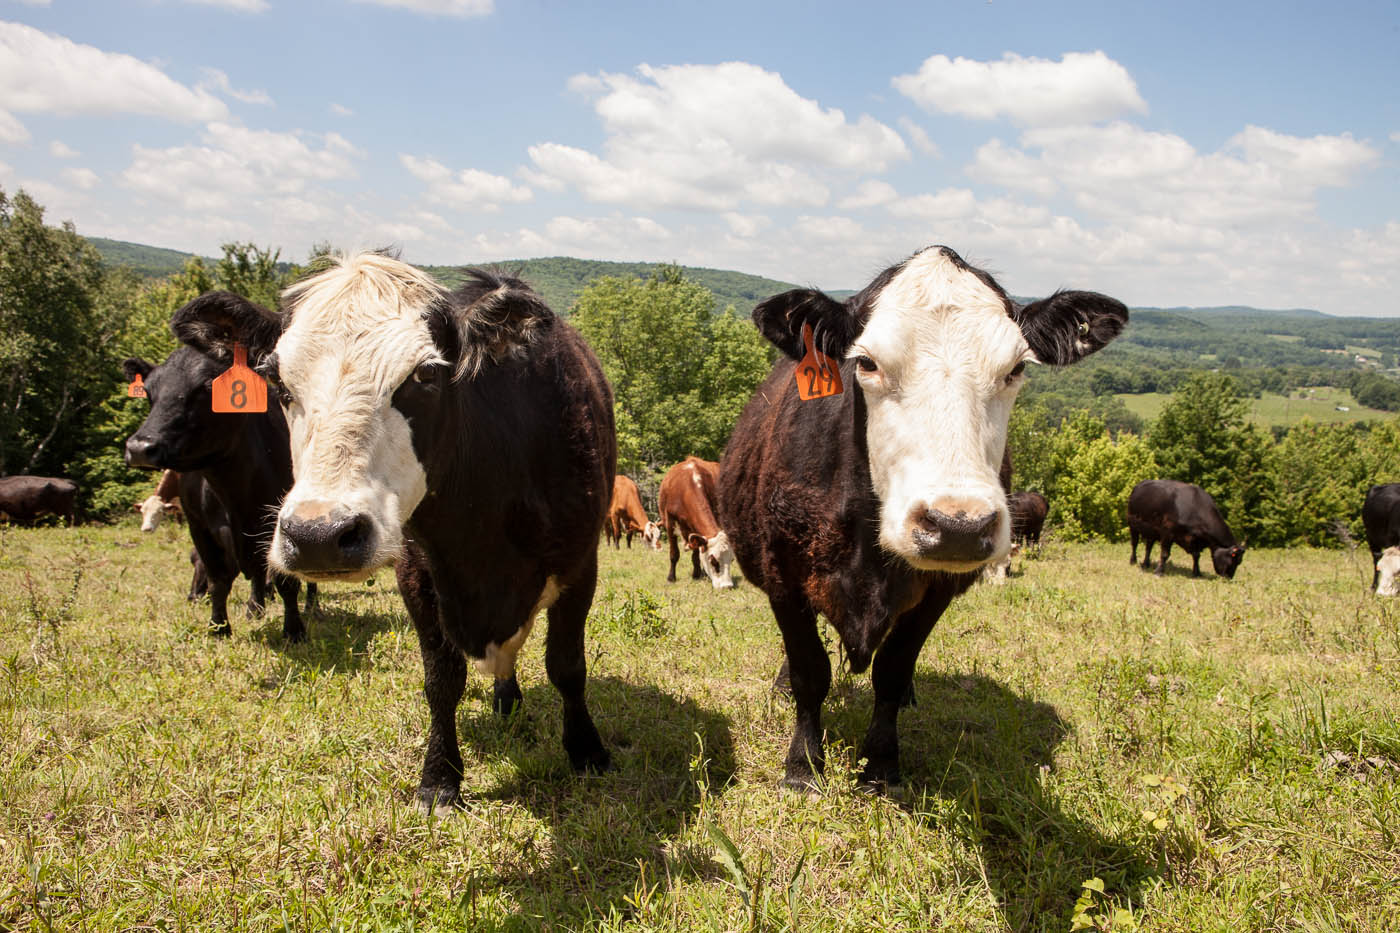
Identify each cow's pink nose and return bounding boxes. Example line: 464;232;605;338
911;508;999;562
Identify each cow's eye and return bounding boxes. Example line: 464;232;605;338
1005;361;1027;385
412;362;441;385
854;355;878;374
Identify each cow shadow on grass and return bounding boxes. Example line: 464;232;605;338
248;582;406;673
824;671;1157;932
450;675;737;931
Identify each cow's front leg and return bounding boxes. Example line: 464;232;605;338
861;590;952;788
1156;539;1171;576
772;595;827;791
274;572;307;642
1190;550;1203;577
398;552;467;811
1129;528;1139;564
1140;537;1154;570
544;551;610;772
666;525;681;583
690;547;705;580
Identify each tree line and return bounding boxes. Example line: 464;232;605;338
5;184;1399;547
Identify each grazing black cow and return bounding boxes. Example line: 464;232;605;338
123;292;311;641
719;245;1126;789
1362;483;1400;592
1008;491;1049;546
191;252;616;811
1126;479;1244;578
0;476;77;525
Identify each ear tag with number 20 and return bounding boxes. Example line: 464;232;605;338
212;343;267;413
126;373;146;398
795;322;843;401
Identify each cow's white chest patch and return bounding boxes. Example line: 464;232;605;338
472;576;563;679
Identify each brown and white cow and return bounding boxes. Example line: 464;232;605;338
719;245;1126;790
659;457;735;588
136;469;184;532
185;252;616;811
606;474;661;549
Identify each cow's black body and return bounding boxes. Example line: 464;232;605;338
123;293;310;640
386;274;616;808
1362;483;1400;590
1008;491;1049;545
0;476;77;524
1126;479;1244;578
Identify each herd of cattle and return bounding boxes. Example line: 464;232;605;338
3;245;1400;801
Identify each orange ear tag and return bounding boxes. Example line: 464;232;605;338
126;373;147;398
211;343;267;413
795;322;844;401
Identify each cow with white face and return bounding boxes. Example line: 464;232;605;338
1377;546;1400;597
718;245;1127;790
183;252;617;810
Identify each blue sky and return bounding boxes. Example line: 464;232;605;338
2;0;1397;315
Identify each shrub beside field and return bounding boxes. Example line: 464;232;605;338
2;524;1399;931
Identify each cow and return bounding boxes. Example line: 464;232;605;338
717;245;1126;790
1376;547;1400;597
0;476;78;525
1008;491;1049;546
123;292;311;642
605;474;661;549
186;252;615;811
136;469;184;532
1126;480;1245;578
1362;484;1400;592
659;457;735;588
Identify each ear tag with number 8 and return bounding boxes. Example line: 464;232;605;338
126;373;147;398
795;322;843;401
212;343;267;413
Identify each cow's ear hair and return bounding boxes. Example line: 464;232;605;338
444;270;555;379
752;288;861;361
171;291;284;365
122;358;153;381
1013;290;1128;366
687;533;708;551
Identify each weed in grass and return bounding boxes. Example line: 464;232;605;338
22;557;84;663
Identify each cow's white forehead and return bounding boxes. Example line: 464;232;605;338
278;253;446;393
857;249;1023;362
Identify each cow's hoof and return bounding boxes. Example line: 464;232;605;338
568;745;612;774
1154;568;1165;577
209;623;233;638
780;771;822;795
493;677;523;716
859;762;902;790
245;602;267;620
283;625;308;644
415;784;461;815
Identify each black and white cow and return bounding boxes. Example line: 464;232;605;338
124;294;312;641
184;252;617;810
1363;483;1400;593
718;245;1126;790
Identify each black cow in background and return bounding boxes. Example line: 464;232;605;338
1127;480;1245;578
1008;491;1049;546
123;291;313;641
0;476;78;525
1362;483;1400;592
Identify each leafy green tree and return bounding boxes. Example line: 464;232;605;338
571;265;773;476
1054;430;1158;542
1268;420;1374;546
0;188;122;479
1149;372;1278;545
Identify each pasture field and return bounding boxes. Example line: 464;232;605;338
1115;387;1392;428
2;522;1399;931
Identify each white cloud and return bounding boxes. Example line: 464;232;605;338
887;187;978;221
199;68;273;106
400;154;532;210
10;0;51;6
0;22;227;146
121;122;362;211
330;103;354;117
838;179;898;210
350;0;493;16
893;51;1146;127
61;167;99;190
175;0;270;11
529;62;908;210
722;212;771;238
49;140;79;159
897;117;941;157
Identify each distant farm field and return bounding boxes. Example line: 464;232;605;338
3;523;1399;931
1116;386;1393;427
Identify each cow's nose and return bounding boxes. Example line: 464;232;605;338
911;508;999;562
279;511;373;573
125;437;165;469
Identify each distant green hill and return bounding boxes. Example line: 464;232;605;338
87;237;204;278
422;256;803;316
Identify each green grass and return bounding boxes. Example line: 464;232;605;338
3;523;1400;931
1116;386;1393;427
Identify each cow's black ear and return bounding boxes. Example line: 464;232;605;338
446;270;555;379
171;291;284;365
122;358;153;381
752;288;861;361
1013;291;1128;366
